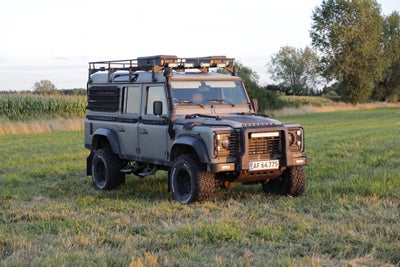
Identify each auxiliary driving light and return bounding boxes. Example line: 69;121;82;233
184;63;194;68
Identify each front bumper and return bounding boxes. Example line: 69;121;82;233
208;154;308;174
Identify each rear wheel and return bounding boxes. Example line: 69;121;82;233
262;166;306;196
92;148;125;190
170;154;215;204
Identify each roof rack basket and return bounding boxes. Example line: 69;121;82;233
88;55;235;80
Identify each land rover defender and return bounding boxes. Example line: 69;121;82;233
84;55;308;204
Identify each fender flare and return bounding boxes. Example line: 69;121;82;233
92;128;121;155
171;135;210;163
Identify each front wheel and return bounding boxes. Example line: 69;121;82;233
92;148;125;190
262;166;306;196
170;154;215;204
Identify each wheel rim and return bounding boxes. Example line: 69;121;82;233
176;169;191;197
93;157;106;187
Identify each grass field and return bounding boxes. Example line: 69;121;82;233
0;108;399;266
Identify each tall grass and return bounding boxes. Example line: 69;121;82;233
269;100;400;117
0;118;84;135
0;94;86;120
280;95;335;107
0;108;399;266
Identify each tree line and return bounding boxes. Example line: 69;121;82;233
31;80;86;96
267;0;400;104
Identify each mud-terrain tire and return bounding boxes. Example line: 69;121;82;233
262;166;306;196
170;154;215;204
92;148;125;190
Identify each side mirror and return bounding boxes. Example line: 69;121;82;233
153;101;163;116
251;98;259;113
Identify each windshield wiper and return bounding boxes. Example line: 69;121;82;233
177;100;204;108
207;99;235;107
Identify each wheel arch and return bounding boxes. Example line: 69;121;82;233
171;135;210;163
92;128;121;155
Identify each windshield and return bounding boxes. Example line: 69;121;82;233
171;80;248;106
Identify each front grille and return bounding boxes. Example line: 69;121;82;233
248;133;282;160
227;131;240;155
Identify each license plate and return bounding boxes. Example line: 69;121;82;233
249;160;279;171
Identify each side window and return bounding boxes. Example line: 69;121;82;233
123;86;141;113
145;86;167;115
87;86;120;112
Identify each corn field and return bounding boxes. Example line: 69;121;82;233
0;94;86;120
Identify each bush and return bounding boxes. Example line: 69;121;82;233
247;87;287;111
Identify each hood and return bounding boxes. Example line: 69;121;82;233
176;114;282;129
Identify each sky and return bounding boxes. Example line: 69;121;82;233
0;0;398;91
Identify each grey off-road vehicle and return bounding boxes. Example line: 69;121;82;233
84;55;308;204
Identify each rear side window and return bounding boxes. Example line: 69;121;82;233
87;86;120;112
123;86;141;114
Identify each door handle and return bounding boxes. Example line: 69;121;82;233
141;129;148;135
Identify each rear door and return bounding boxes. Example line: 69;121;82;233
117;86;141;158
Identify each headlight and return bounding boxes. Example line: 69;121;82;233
288;128;304;152
221;136;230;149
214;131;237;157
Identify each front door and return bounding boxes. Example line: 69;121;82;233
137;85;169;162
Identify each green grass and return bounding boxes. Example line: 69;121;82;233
1;108;399;266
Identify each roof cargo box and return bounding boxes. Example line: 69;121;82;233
137;55;178;68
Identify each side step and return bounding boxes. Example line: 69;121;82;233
120;168;133;174
138;165;157;177
120;164;157;177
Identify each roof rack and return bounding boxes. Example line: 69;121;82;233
88;55;235;78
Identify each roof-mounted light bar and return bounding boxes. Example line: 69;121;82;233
184;62;194;68
184;56;231;69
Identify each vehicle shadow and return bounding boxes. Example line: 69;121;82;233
40;171;280;204
101;174;280;202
